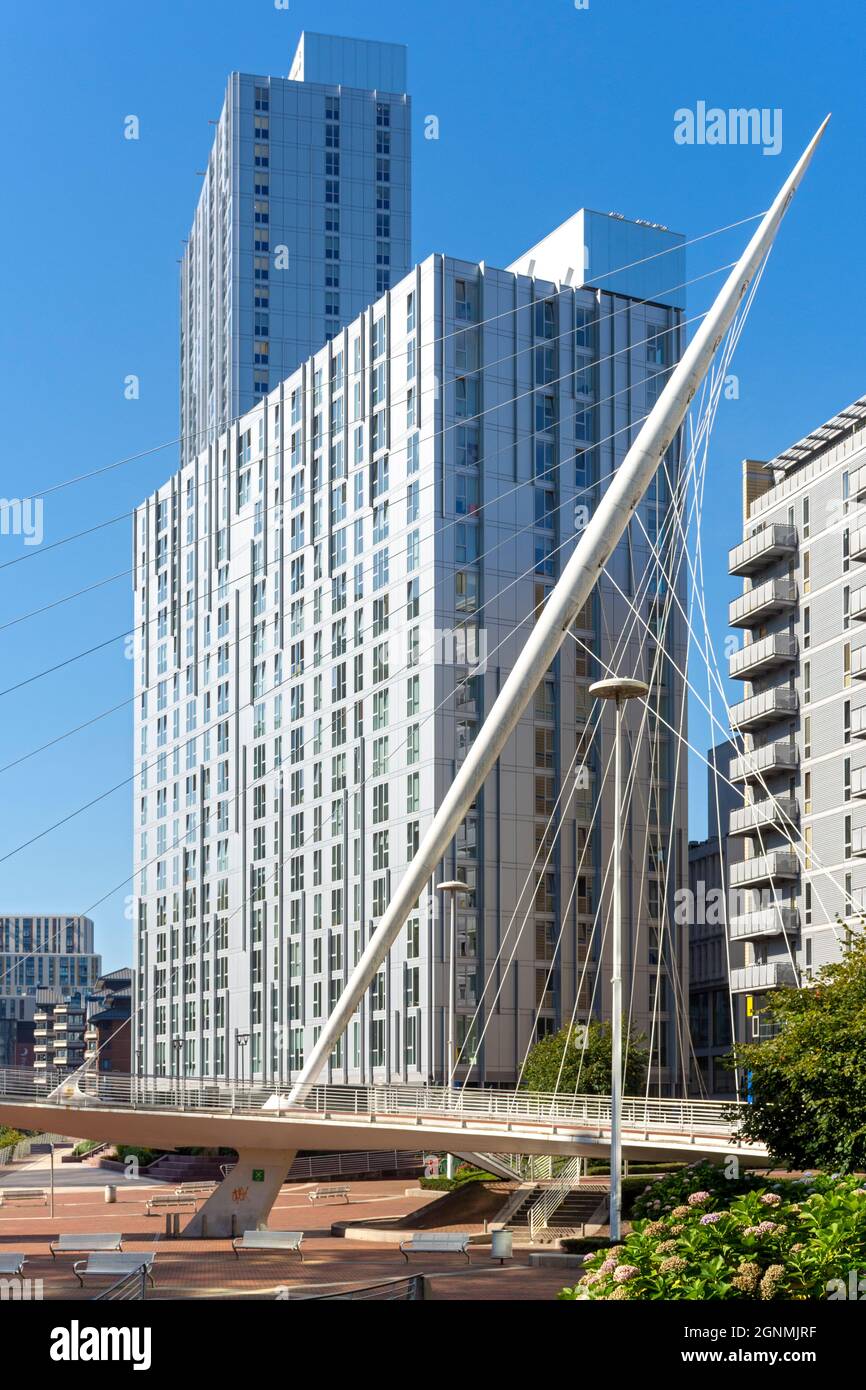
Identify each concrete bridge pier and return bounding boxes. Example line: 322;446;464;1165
183;1149;297;1238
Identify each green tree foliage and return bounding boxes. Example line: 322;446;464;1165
734;932;866;1171
520;1020;649;1096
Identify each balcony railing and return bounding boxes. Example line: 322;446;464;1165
729;579;797;629
729;795;799;836
730;906;799;941
852;586;866;622
730;962;798;993
852;647;866;681
728;525;797;577
730;740;798;783
728;632;797;680
851;528;866;564
852;826;866;857
730;851;799;887
729;687;798;730
851;462;866;502
852;705;866;740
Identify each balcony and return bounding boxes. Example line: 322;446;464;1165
728;524;797;577
729;795;799;836
730;740;798;783
729;579;797;629
730;962;798;993
851;766;866;799
730;851;799;888
730;906;800;941
851;462;866;502
728;632;797;680
852;826;866;857
851;528;866;564
852;647;866;681
729;687;798;731
852;705;866;740
852;586;866;622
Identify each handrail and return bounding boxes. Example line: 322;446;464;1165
291;1275;425;1301
92;1264;149;1301
527;1155;583;1238
0;1066;747;1139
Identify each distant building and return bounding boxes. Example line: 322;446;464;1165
0;915;101;1072
33;989;86;1074
180;31;411;466
688;741;743;1097
84;968;133;1074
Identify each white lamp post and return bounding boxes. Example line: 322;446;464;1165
439;879;468;1180
588;676;648;1241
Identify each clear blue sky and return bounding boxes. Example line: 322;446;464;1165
1;0;863;970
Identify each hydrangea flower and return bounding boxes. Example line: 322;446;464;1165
699;1211;723;1225
687;1191;710;1207
759;1192;782;1207
743;1220;780;1237
672;1205;691;1218
598;1258;618;1275
659;1255;687;1274
613;1264;639;1284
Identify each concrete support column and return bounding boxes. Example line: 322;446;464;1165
183;1149;296;1238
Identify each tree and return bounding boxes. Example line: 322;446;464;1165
734;931;866;1170
520;1020;649;1096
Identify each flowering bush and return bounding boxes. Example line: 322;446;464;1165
558;1175;866;1301
630;1159;803;1221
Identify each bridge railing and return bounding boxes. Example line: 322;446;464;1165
0;1065;744;1136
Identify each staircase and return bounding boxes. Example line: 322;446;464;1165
505;1174;608;1239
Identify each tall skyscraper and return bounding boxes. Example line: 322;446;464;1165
180;31;411;467
135;212;689;1089
727;395;866;1040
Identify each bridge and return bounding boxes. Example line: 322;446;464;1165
0;1066;766;1235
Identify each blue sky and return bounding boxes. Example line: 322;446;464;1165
1;0;863;970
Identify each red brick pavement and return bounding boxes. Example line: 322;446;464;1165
0;1172;568;1300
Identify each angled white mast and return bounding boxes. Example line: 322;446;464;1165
288;116;831;1106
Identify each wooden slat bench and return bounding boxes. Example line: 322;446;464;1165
0;1188;48;1207
307;1184;350;1204
145;1192;199;1215
50;1233;123;1259
73;1252;156;1288
400;1233;472;1264
232;1230;304;1261
0;1254;27;1276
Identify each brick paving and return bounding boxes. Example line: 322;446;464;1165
0;1159;568;1300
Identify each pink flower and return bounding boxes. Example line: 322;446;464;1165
613;1264;639;1283
687;1191;710;1206
759;1192;782;1207
699;1212;723;1225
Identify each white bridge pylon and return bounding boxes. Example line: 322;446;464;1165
288;116;831;1104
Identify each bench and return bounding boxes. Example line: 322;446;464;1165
175;1182;217;1197
72;1252;156;1288
0;1188;48;1207
308;1184;350;1204
50;1233;123;1259
0;1254;26;1277
232;1230;304;1261
400;1233;472;1264
145;1193;199;1215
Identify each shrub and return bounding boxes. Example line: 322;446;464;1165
559;1174;866;1300
629;1160;803;1222
111;1144;157;1167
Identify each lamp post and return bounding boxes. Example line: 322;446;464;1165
439;880;468;1181
588;676;648;1242
235;1030;250;1092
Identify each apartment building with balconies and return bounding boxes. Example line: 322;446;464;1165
727;394;866;1035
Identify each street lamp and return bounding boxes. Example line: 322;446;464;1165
588;676;648;1242
439;879;468;1181
235;1030;250;1090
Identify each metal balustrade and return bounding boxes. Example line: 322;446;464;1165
0;1065;744;1138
